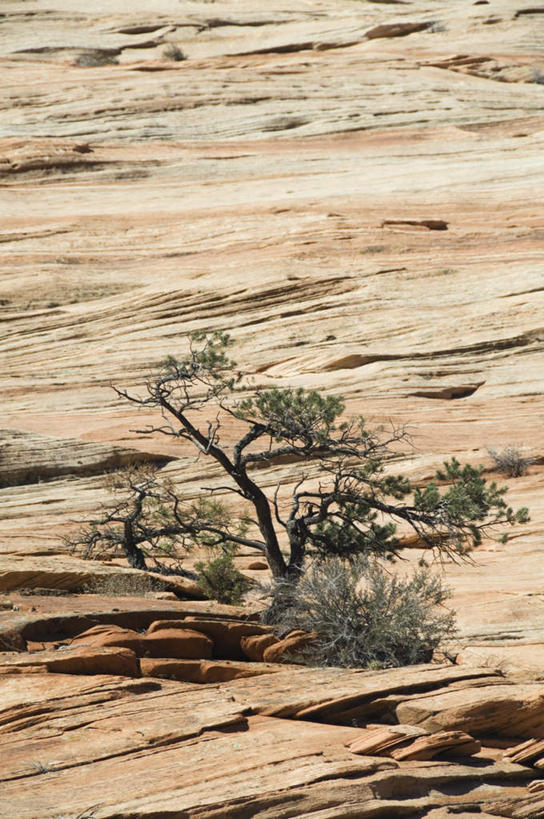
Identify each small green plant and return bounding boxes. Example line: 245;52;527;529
267;556;457;669
162;44;186;61
488;446;534;478
195;548;251;605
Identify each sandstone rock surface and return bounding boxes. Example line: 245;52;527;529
141;627;214;659
0;645;140;676
1;0;543;815
0;664;538;819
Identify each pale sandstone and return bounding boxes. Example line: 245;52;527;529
0;0;543;815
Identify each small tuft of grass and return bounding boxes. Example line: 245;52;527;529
162;44;187;62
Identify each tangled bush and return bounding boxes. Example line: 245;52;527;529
488;446;534;478
267;556;457;669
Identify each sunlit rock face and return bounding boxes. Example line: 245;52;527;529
1;0;543;816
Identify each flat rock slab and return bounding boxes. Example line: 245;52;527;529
0;645;140;677
220;664;500;720
0;555;207;598
396;682;544;740
0;671;532;819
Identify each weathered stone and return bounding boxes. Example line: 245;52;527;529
141;657;282;683
365;21;432;40
221;665;500;720
0;645;139;676
390;730;481;761
148;617;272;660
505;738;544;766
142;628;214;659
247;560;269;570
70;624;144;654
241;633;280;661
262;630;317;663
349;724;428;756
395;684;544;739
0;599;261;653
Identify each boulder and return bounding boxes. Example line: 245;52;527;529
147;618;271;660
70;624;143;655
142;628;213;659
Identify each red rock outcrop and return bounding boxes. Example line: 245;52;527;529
241;632;280;661
70;624;144;654
142;628;214;660
141;657;282;683
148;617;273;659
1;645;139;676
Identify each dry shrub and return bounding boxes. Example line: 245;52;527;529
266;556;457;669
488;446;534;478
84;573;167;597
